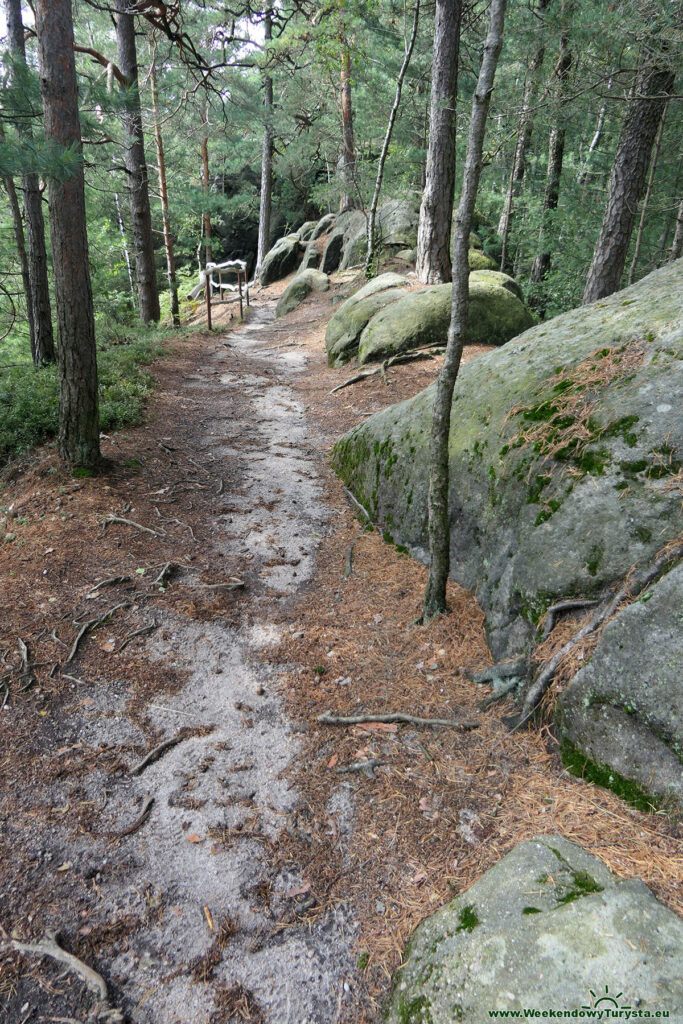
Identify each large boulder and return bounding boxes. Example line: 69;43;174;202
325;273;411;366
556;563;682;808
311;213;336;240
388;836;683;1024
259;234;300;286
376;198;420;246
321;228;346;274
468;249;498;271
276;269;329;317
357;278;533;364
332;260;683;663
296;220;317;242
469;268;524;302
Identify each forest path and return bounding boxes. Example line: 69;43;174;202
2;283;680;1024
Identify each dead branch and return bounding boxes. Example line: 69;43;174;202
343;539;358;580
152;561;178;586
541;598;600;640
116;794;154;839
336;758;389;773
342;485;373;524
65;603;130;665
516;539;683;728
2;929;124;1022
87;574;132;596
101;514;164;537
318;710;479;730
184;578;245;591
129;733;185;776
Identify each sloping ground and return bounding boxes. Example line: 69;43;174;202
0;273;680;1024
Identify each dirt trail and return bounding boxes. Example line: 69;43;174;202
1;282;680;1024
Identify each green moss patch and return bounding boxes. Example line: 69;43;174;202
561;739;660;813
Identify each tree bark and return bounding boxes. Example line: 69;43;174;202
627;102;666;284
1;170;35;349
35;0;100;468
255;6;274;278
583;59;675;304
339;43;357;211
365;1;420;275
671;199;683;261
423;0;507;620
415;0;461;284
6;0;55;366
115;0;160;324
529;25;572;304
497;0;549;272
149;53;179;325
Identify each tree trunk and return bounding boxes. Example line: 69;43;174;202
339;43;357;211
115;0;160;324
577;75;612;188
627;102;666;284
6;0;55;366
671;199;683;262
256;6;274;278
497;0;549;273
1;170;35;350
35;0;100;469
415;0;461;284
200;95;213;266
582;59;675;304
423;0;507;620
149;53;180;326
365;1;420;275
529;26;572;304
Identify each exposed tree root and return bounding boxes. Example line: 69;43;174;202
318;710;479;730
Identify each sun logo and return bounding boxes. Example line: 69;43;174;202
583;985;632;1011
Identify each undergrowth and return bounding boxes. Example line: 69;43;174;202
0;322;172;462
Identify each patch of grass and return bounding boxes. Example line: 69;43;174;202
0;323;167;464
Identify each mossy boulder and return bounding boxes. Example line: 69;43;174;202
357;279;533;364
332;260;683;662
556;563;683;809
296;220;317;242
311;213;336;240
325;273;412;366
259;234;300;286
321;228;346;274
388;836;683;1024
468;249;498;270
276;269;329;317
470;268;524;302
376;198;420;246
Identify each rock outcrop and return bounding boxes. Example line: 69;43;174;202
357;274;533;364
333;261;682;660
388;836;683;1024
259;234;300;286
275;269;329;317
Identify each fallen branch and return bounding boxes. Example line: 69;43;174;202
515;539;683;729
541;598;600;640
343;539;358;580
129;733;186;776
184;578;245;591
318;710;479;730
2;929;124;1022
152;561;177;586
101;514;164;537
329;347;445;394
86;573;132;596
342;486;373;524
116;794;154;838
17;638;36;692
65;603;130;665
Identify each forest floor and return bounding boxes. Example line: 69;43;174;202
0;271;681;1024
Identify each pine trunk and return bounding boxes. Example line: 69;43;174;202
200;99;213;266
583;60;675;304
256;7;274;277
35;0;100;468
497;0;549;272
150;56;179;325
628;103;666;284
423;0;507;619
6;0;55;366
530;28;572;301
415;0;461;284
366;1;421;275
115;0;160;324
340;45;357;211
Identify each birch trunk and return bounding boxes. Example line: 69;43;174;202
423;0;507;619
149;54;180;325
256;6;274;277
